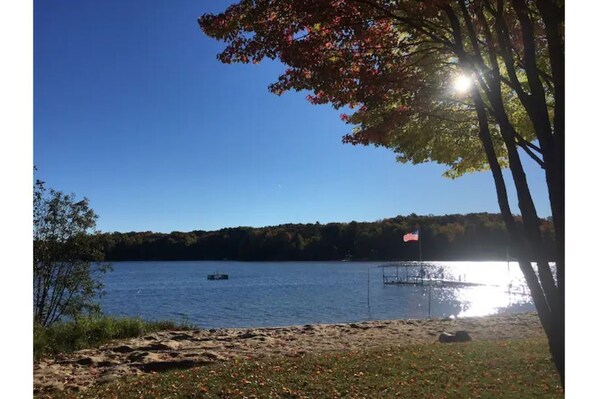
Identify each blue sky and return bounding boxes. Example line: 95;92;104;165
33;0;551;233
8;1;593;393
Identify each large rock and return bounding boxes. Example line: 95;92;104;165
455;330;472;342
439;330;472;343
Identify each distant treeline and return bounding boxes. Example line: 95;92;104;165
93;213;555;262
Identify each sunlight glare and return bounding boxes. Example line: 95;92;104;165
453;74;473;93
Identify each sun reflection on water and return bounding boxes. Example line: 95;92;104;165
423;261;540;318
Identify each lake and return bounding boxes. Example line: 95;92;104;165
99;261;536;329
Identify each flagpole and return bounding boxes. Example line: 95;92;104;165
419;230;422;262
367;267;371;311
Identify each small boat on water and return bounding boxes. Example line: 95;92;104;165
207;273;229;280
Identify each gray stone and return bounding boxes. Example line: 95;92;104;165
439;330;472;343
454;330;472;342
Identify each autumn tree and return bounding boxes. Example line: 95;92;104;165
199;0;564;385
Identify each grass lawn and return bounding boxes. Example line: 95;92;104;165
43;338;563;399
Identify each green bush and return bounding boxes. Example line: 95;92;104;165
34;316;195;360
34;178;112;327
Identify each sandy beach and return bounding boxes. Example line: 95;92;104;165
34;312;545;393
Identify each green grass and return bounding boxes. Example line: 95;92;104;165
34;316;195;360
45;338;563;399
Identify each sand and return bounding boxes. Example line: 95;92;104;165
34;312;545;393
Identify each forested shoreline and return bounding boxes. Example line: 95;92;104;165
94;213;555;262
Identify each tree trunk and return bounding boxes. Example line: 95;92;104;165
444;3;564;386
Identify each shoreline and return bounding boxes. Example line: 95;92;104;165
34;312;545;393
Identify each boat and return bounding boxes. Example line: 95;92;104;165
341;251;353;262
207;273;228;280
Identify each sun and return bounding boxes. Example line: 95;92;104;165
453;74;473;93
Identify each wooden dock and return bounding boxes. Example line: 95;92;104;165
382;278;487;287
379;263;494;288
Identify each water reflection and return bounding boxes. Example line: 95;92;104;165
99;261;543;328
400;261;544;318
430;286;523;318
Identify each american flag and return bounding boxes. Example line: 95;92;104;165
403;230;419;242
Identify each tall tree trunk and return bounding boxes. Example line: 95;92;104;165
445;3;564;386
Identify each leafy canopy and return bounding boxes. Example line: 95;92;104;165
199;0;543;177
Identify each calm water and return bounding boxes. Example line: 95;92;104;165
99;261;536;329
